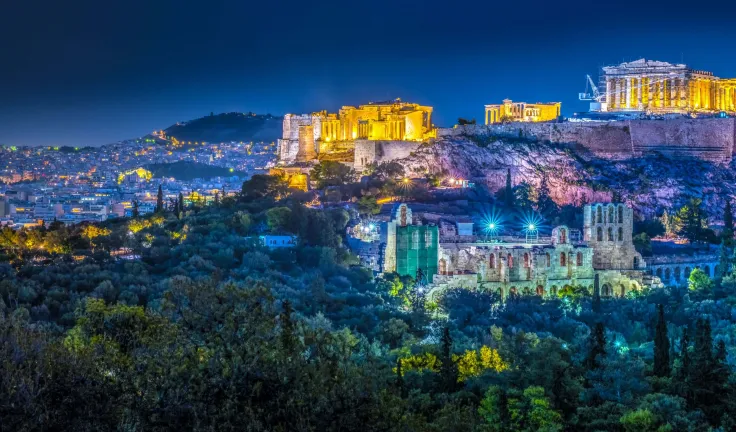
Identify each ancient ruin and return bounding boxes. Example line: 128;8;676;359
601;59;736;114
484;99;561;124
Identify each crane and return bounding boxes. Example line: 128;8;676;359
579;74;603;102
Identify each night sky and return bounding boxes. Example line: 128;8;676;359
2;0;736;147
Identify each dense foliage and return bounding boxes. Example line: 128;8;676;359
0;179;735;431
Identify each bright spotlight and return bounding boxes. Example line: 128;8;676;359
528;223;536;231
488;223;496;230
403;177;410;184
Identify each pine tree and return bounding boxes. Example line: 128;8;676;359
504;168;513;208
178;193;185;213
174;198;181;219
439;327;459;392
592;273;601;313
653;304;671;377
156;185;164;213
584;322;606;370
717;239;730;280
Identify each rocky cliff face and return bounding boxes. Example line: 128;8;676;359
397;133;736;221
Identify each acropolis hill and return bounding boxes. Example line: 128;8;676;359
275;60;736;173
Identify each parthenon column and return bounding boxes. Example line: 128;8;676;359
625;78;632;109
605;79;612;110
670;79;677;108
679;76;687;108
636;78;642;109
659;79;665;108
615;79;622;109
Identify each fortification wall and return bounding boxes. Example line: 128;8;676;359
354;140;422;171
439;118;736;162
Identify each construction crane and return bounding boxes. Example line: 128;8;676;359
579;74;603;102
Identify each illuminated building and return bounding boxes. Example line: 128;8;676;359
278;98;435;164
484;99;561;124
600;59;736;113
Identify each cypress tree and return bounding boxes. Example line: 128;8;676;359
653;304;671;377
214;192;220;206
156;185;164;213
585;322;607;370
504;168;513;208
439;327;459;392
132;200;139;218
724;198;733;241
677;328;690;380
280;300;296;357
396;358;406;398
178;193;185;213
592;273;601;313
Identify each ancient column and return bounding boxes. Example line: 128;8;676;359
605;78;612;110
679;76;687;108
670;78;677;108
658;79;665;108
625;77;632;109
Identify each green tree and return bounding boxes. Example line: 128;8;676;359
156;185;164;213
723;197;734;244
653;304;670;377
535;175;558;217
357;195;380;215
310;161;355;189
674;198;706;244
265;207;292;232
688;268;713;291
585;322;606;370
439;326;459;392
132;200;139;218
504;168;513;208
479;385;510;431
509;386;563;432
620;409;658;432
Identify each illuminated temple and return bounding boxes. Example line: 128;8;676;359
484;99;561;124
602;59;736;113
278;99;435;164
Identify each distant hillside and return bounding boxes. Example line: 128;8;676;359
164;112;282;144
145;161;247;181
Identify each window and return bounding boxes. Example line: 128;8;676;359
411;231;419;249
618;205;624;223
608;206;614;223
560;253;566;266
489;254;496;268
425;230;433;245
560;228;567;244
596;206;602;223
507;254;513;268
596;227;603;241
576;252;583;266
546;253;551;267
618;227;623;241
523;253;530;268
607;227;613;241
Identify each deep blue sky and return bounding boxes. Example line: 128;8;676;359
2;0;736;147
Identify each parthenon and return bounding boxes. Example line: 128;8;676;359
603;59;736;114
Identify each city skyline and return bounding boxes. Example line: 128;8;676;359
2;0;736;147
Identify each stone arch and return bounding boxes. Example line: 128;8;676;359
439;258;447;275
703;265;710;277
715;265;720;277
560;252;566;266
489;253;495;269
620;285;626;297
507;254;514;268
596;205;603;223
674;267;681;280
550;285;558;296
522;287;532;296
685;267;691;278
509;286;518;297
608;205;614;223
665;268;671;281
576;252;583;266
597;227;603;241
497;287;504;299
618;227;623;241
607;227;614;241
618;205;624;223
602;283;612;296
656;268;663;279
536;285;545;296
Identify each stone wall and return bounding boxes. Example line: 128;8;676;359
354;140;422;172
439;117;736;162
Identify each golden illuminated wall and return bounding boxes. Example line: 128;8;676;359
484;99;561;124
